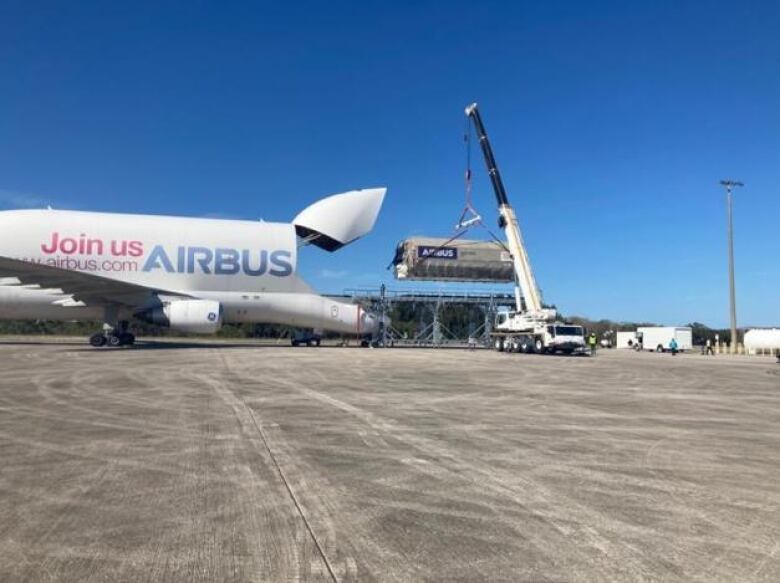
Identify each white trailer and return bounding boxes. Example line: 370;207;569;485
615;331;638;349
637;327;692;352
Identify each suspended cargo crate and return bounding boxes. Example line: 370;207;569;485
391;237;514;283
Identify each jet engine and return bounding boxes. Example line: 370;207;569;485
137;299;223;334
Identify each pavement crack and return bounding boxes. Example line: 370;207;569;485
216;352;341;583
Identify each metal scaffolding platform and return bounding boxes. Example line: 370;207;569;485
329;287;516;347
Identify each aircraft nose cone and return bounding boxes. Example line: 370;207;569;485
362;312;378;333
361;310;388;335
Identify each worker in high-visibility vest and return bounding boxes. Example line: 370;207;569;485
588;333;598;355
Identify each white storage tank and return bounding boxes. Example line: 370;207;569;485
744;328;780;355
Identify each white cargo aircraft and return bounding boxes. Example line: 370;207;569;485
0;188;386;347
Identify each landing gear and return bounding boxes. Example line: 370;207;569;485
292;333;322;347
88;317;136;348
109;333;136;347
89;331;135;348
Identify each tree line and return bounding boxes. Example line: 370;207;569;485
0;304;732;345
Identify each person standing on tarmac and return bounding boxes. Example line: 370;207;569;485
669;337;679;356
588;332;598;356
705;338;715;355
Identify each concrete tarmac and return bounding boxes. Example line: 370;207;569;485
0;340;778;582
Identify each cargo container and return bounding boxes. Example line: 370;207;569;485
392;237;514;283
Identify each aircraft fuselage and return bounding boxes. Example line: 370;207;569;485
0;209;378;336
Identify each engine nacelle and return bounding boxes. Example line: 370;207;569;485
138;299;223;334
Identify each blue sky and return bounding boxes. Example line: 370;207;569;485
1;1;778;327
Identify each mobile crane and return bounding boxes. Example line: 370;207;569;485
465;103;587;354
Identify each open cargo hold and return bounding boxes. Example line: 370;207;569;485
392;237;514;283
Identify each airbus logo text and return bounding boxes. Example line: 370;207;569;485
142;246;293;277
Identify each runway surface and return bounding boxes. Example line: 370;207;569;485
0;341;778;582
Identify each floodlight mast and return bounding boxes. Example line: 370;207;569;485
720;179;743;353
465;102;545;315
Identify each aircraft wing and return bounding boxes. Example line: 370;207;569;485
0;255;188;308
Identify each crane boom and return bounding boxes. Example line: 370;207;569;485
465;103;545;315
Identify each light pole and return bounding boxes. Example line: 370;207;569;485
720;179;743;353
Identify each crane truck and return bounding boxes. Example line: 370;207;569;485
465;103;587;355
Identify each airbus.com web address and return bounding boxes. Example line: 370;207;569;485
15;256;140;273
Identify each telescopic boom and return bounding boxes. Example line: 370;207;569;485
464;103;545;315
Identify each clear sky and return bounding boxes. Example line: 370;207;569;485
1;1;778;327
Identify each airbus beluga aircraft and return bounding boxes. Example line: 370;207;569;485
0;188;386;347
